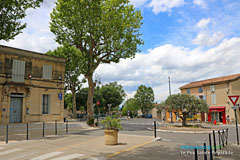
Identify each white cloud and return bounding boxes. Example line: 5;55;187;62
97;37;240;102
192;32;224;46
193;0;207;8
0;0;57;53
196;18;211;28
148;0;185;14
129;0;148;8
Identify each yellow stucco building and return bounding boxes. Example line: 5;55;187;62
0;45;65;124
180;73;240;124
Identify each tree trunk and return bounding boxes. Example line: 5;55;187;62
72;90;77;118
182;117;187;127
181;113;187;127
87;75;94;120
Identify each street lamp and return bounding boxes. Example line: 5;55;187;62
168;76;173;123
108;104;112;117
95;74;101;121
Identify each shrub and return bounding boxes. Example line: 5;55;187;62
87;118;95;126
101;116;122;131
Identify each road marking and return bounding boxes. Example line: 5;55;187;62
0;148;23;156
56;136;103;151
51;153;84;160
106;140;153;158
30;152;63;160
8;151;40;160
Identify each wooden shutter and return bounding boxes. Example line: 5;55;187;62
12;60;25;82
43;65;52;80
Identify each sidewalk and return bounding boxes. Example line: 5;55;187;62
0;133;155;159
215;143;240;160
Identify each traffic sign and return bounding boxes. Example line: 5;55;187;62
232;105;239;110
228;96;239;105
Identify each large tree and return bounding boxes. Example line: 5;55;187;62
47;46;85;118
50;0;143;120
100;82;126;110
76;82;126;115
0;0;43;41
122;98;139;117
165;94;208;127
134;85;155;115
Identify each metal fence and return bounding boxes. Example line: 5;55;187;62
194;128;228;160
0;119;92;144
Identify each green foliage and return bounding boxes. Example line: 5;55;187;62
122;98;139;117
165;94;208;113
101;116;122;131
165;94;208;126
50;0;143;119
134;85;155;115
76;82;126;114
0;0;43;40
64;93;72;110
100;82;126;110
76;88;89;111
46;46;85;92
47;45;86;118
157;102;166;113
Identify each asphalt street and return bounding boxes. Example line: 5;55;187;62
0;118;239;160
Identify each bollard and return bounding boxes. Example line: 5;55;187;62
222;130;225;147
26;123;29;140
204;143;207;160
209;134;213;160
66;119;68;133
43;122;45;138
194;148;198;160
154;121;157;138
6;124;8;144
218;131;222;150
213;130;217;154
226;128;228;145
55;120;57;135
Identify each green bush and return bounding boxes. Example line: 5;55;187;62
101;116;122;131
87;118;95;126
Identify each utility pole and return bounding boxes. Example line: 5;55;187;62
168;76;171;96
168;76;173;123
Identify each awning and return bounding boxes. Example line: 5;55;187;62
209;106;225;112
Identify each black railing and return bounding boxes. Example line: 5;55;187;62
194;128;228;160
0;120;89;143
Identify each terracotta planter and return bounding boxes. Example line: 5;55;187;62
104;129;118;145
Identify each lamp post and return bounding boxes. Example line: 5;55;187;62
108;104;112;117
95;74;101;121
168;76;173;123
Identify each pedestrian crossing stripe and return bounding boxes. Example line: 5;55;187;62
30;152;63;160
0;148;23;156
51;153;85;160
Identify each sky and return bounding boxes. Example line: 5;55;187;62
1;0;240;103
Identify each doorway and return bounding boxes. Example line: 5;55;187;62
9;95;23;123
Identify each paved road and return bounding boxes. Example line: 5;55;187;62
0;118;239;160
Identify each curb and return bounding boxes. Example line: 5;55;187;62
147;127;214;134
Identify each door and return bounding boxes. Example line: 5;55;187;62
219;112;223;122
9;97;23;123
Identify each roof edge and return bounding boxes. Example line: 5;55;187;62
0;45;66;63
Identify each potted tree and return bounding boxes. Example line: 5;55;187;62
101;116;122;145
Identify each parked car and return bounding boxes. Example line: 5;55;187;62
145;114;152;118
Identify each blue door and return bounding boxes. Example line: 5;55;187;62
9;97;22;123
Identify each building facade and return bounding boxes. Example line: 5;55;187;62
0;45;65;124
179;74;240;124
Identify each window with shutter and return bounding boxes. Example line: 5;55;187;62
42;94;50;114
12;60;26;82
43;65;52;80
211;93;216;104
